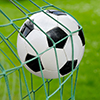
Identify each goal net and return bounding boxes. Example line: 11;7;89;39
0;0;82;100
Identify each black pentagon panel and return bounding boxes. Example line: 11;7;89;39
78;26;85;46
46;27;68;48
25;54;44;72
20;20;34;37
46;10;67;16
60;60;77;75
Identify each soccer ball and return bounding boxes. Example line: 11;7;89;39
17;10;85;79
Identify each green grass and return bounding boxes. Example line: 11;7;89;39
0;0;100;100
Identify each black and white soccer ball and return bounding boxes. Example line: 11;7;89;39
17;10;85;79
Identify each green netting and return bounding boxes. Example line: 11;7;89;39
0;0;82;100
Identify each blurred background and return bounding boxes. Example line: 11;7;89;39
0;0;100;100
